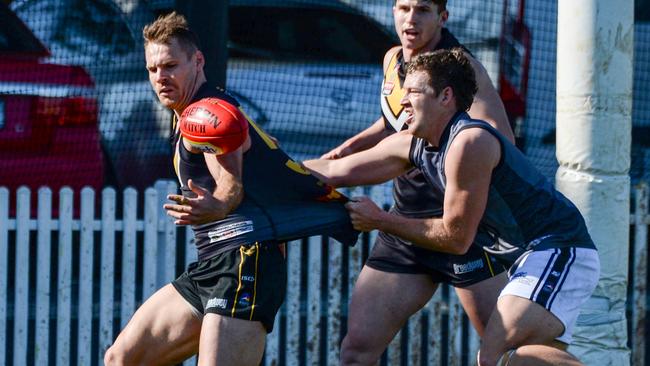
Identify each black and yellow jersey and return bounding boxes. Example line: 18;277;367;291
381;28;470;218
173;84;358;260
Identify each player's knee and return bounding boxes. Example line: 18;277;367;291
340;334;380;366
104;344;124;366
476;348;503;366
104;341;143;366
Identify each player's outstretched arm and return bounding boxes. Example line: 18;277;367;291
465;52;515;143
320;117;392;159
304;131;413;187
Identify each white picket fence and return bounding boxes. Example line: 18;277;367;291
0;180;648;366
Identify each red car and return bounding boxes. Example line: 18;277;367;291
0;4;102;214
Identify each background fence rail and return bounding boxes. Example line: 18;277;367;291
0;181;648;366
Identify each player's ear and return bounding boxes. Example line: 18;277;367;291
195;50;205;68
439;9;449;26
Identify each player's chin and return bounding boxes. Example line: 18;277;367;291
157;95;176;108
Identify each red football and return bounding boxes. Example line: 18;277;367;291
179;98;249;155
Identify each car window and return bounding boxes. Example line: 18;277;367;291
11;0;136;63
0;4;47;54
228;6;395;63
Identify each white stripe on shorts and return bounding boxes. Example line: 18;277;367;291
500;247;600;344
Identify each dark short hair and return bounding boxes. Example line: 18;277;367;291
394;0;447;13
142;11;200;58
406;48;477;112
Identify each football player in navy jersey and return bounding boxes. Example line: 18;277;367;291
320;1;514;364
305;49;596;366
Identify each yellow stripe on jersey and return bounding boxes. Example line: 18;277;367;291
285;160;311;175
240;107;279;150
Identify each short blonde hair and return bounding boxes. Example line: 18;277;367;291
142;11;200;57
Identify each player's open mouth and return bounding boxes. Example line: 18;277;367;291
404;29;419;39
405;112;414;124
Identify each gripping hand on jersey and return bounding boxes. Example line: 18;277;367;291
164;179;227;225
345;196;386;232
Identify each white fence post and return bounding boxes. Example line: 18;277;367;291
427;289;444;365
78;187;95;366
307;236;322;365
326;237;343;366
14;186;30;366
99;187;117;364
155;180;177;285
121;187;138;327
143;187;159;299
286;240;301;366
56;187;74;366
36;187;53;365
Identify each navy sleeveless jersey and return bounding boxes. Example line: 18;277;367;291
173;84;359;260
410;112;596;260
380;28;470;218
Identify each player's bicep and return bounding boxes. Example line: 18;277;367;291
443;129;500;245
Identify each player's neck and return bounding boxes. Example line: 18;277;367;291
173;78;208;116
424;110;457;148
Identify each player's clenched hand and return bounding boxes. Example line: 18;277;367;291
345;196;385;232
320;144;351;159
164;179;226;225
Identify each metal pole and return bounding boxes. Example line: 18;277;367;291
176;0;229;88
556;0;633;364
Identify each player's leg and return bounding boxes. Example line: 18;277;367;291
197;241;286;366
455;271;507;337
340;266;437;365
197;315;266;366
104;284;201;366
477;248;600;366
478;294;565;366
502;344;583;366
341;234;439;365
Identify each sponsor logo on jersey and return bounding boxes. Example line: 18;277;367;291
452;259;484;274
238;292;252;307
206;297;228;310
208;220;254;243
241;275;255;282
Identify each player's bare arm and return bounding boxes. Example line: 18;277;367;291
321;46;402;159
305;130;413;187
321;117;392;159
465;52;515;143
